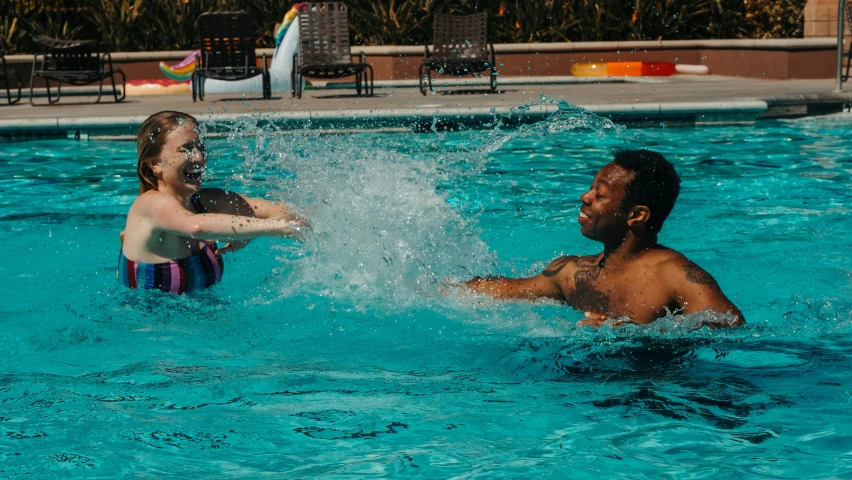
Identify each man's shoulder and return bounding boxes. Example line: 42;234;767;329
540;254;601;278
540;255;578;278
647;247;719;287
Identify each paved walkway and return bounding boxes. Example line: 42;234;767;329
1;76;850;135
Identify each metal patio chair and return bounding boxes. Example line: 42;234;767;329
292;2;373;99
1;50;22;105
419;12;497;95
192;11;271;102
29;35;125;105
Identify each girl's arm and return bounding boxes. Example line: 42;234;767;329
143;192;302;242
196;188;308;224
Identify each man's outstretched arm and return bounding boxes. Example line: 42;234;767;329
464;256;574;301
663;259;745;327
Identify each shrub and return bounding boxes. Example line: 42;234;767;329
0;0;808;54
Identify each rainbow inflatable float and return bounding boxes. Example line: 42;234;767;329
156;4;304;85
159;51;200;83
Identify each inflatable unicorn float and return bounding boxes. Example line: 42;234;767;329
127;4;303;96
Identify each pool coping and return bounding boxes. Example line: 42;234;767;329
0;100;773;135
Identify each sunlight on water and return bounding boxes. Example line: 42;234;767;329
2;104;852;478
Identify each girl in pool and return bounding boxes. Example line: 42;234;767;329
119;110;308;294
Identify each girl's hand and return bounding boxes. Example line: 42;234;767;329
276;220;309;241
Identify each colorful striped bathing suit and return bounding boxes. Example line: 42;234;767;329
118;243;224;294
118;192;223;294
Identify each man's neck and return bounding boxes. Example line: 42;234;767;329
599;232;657;268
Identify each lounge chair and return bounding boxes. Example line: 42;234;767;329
29;35;125;105
1;51;22;105
292;2;373;99
419;12;497;95
192;11;271;102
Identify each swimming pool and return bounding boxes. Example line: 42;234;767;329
1;107;851;477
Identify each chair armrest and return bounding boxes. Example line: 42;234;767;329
424;45;430;59
262;53;268;73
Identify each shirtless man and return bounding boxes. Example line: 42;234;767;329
465;149;744;327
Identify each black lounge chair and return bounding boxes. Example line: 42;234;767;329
29;35;125;105
1;51;22;105
419;12;497;95
292;2;373;99
192;11;271;102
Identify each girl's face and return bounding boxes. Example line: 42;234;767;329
154;123;207;196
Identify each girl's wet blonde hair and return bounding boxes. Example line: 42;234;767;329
136;111;198;194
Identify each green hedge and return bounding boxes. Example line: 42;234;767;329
1;0;806;54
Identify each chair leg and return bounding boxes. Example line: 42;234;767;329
296;72;302;99
108;69;125;102
263;72;271;100
45;78;59;104
367;65;374;96
14;72;21;104
2;63;21;105
419;64;426;96
427;67;433;95
199;74;205;101
4;72;21;105
490;65;497;92
356;72;362;96
96;78;104;103
191;71;198;102
28;56;37;106
114;70;126;102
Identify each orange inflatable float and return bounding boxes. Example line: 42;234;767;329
571;62;679;77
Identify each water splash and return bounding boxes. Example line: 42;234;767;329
522;94;626;137
215;100;624;312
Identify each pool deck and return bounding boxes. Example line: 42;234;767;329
2;75;851;137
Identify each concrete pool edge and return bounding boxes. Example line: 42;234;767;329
2;94;851;138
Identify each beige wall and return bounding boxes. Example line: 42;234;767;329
804;0;850;37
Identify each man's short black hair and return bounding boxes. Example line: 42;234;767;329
612;149;681;234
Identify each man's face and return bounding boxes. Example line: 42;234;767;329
578;163;633;242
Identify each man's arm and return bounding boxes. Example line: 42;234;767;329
464;256;574;301
663;258;745;327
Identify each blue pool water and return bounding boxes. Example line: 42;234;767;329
1;107;851;478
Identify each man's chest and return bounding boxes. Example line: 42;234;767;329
560;266;673;321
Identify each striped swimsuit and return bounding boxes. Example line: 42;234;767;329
118;194;224;294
